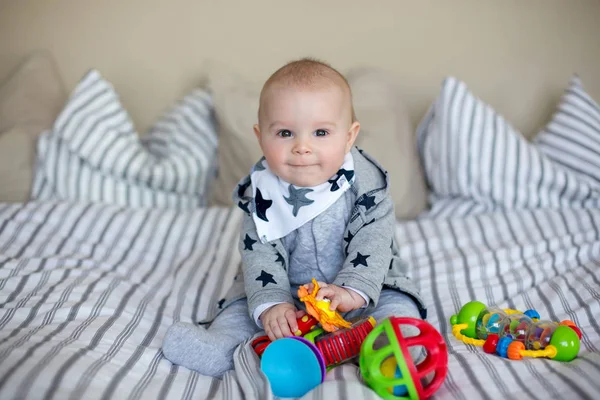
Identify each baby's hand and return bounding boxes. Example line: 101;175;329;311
259;303;306;341
304;281;366;312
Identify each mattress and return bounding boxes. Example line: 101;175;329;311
0;201;598;399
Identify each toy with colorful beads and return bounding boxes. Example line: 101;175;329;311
450;301;581;361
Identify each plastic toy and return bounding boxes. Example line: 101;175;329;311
360;317;448;400
254;278;378;398
298;278;352;332
304;315;376;367
251;313;320;357
256;314;376;398
254;315;376;366
450;301;581;361
260;336;326;398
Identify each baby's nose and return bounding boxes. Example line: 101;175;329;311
293;141;312;154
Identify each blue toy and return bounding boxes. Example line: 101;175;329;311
260;336;326;397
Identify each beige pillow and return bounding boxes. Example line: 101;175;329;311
0;51;66;202
207;64;264;208
207;64;428;219
346;68;428;219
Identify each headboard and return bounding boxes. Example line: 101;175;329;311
1;0;599;137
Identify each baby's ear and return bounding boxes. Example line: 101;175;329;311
345;121;360;152
253;124;261;142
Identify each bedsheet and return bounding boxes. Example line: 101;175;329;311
0;201;599;399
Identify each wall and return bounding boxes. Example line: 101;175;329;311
1;0;599;137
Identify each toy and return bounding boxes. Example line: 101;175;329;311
260;336;326;398
304;315;376;367
254;278;378;398
254;314;376;365
251;313;320;357
258;316;377;397
298;278;352;332
450;301;581;361
360;317;448;400
254;277;376;364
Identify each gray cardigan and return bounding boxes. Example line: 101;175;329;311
202;146;427;324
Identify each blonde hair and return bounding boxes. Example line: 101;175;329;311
258;57;356;123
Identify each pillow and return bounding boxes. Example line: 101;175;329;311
206;64;263;210
417;77;599;218
31;69;218;209
0;52;66;202
346;68;428;219
534;76;600;184
206;63;428;219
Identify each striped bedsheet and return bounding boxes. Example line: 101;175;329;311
0;201;598;400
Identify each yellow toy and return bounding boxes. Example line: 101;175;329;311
298;278;352;332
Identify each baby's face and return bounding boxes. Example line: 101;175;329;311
254;85;359;187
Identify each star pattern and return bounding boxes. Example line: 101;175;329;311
243;234;257;250
343;231;354;255
238;201;250;215
284;185;314;216
328;168;355;191
275;252;286;268
237;180;251;197
254;188;272;222
256;270;277;287
351;252;370;267
358;194;376;210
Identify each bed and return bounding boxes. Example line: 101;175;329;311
1;57;600;400
1;198;598;400
1;2;600;399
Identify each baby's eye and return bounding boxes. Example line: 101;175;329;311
277;130;293;138
314;129;328;137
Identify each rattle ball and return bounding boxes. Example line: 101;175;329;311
360;317;448;400
380;357;409;397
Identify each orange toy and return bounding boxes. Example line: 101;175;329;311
298;278;352;332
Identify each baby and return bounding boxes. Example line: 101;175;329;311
162;58;426;377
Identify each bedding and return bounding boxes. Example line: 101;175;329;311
418;77;600;219
535;76;600;184
0;203;598;400
1;76;600;400
31;70;218;209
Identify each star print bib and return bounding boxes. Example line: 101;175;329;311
250;152;355;243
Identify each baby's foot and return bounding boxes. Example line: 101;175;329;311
162;322;240;378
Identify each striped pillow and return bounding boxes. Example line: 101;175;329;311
31;70;218;209
534;76;600;184
417;77;600;218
